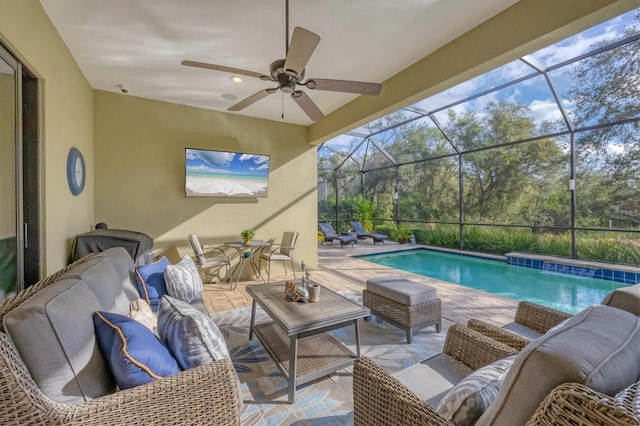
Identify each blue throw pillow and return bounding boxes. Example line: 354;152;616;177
93;311;180;389
135;257;170;312
157;295;230;370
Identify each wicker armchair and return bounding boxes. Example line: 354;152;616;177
467;300;572;351
467;318;531;351
527;381;640;426
0;254;241;426
353;324;517;426
356;305;640;426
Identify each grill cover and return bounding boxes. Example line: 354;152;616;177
72;229;153;265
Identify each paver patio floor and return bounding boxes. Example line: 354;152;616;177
202;242;521;338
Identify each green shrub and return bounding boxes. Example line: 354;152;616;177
374;223;396;237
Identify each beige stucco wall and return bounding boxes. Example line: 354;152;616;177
0;0;94;273
93;91;319;273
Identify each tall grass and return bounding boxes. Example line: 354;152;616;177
404;223;639;266
577;235;640;265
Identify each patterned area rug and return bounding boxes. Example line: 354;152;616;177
211;291;445;426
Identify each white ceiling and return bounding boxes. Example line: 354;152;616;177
40;0;519;126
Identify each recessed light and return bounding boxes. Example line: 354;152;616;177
230;76;243;84
222;93;237;101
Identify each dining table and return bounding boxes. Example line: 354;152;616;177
225;240;271;288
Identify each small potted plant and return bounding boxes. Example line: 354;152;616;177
240;229;255;245
392;224;411;244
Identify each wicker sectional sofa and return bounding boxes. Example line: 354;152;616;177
0;247;241;425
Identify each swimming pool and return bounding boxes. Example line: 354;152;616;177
359;249;626;314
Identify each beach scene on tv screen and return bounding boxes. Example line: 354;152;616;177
185;148;269;197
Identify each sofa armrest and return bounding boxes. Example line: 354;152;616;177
527;381;640;426
467;318;531;351
443;324;518;371
0;332;241;425
353;356;451;426
514;301;572;334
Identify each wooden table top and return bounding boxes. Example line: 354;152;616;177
247;281;370;335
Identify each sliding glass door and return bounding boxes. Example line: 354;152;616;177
0;50;18;299
0;43;40;301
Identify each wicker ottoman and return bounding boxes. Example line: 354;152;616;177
364;277;441;343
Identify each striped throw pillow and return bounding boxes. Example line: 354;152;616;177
157;295;230;369
163;255;202;303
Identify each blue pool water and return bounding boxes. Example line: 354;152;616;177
359;249;626;314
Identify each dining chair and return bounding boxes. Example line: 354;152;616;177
187;234;231;286
259;231;298;282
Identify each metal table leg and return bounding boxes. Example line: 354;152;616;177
288;335;298;403
228;248;245;289
354;319;361;357
249;299;257;341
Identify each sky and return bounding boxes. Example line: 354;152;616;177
186;148;270;176
320;8;639;156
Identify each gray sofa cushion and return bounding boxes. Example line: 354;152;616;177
3;252;138;404
61;247;139;305
601;283;640;316
477;305;640;425
393;353;473;407
4;278;91;403
501;322;543;340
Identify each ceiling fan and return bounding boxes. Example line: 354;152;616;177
181;0;382;121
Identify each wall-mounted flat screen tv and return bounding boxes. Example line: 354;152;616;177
185;148;270;197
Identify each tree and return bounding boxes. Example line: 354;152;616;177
567;14;640;228
443;101;566;225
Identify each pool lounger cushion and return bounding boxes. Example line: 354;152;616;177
364;276;441;343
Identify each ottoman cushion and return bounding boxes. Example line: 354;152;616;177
366;277;436;305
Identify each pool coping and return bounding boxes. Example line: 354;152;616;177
355;245;639;285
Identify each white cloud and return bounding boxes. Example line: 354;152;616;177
239;154;269;165
529;99;563;122
195;150;234;166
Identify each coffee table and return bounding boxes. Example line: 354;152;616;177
247;282;370;403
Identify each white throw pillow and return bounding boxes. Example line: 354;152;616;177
163;255;203;303
127;298;157;332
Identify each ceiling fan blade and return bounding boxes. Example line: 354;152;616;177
305;78;382;95
228;89;276;111
283;27;320;77
181;60;267;80
291;91;324;121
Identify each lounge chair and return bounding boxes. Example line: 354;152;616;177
318;223;357;247
349;221;388;244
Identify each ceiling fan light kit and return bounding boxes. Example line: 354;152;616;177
182;1;381;121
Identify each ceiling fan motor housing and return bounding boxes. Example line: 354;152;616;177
270;59;304;93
